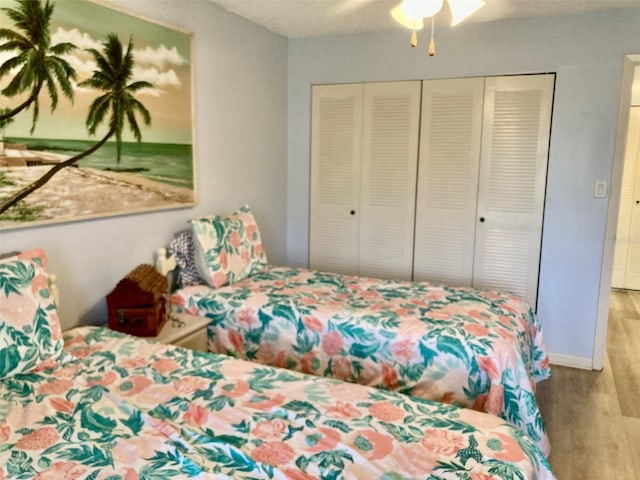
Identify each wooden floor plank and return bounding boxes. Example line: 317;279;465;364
607;312;640;417
535;290;640;479
609;289;637;317
537;359;636;479
624;416;640;475
625;290;640;324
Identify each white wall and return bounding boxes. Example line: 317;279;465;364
0;0;288;330
287;8;640;363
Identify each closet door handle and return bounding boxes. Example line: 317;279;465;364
479;217;485;223
350;210;356;215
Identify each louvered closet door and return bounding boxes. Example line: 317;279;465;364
413;77;485;286
613;107;640;288
473;74;555;307
309;84;362;274
623;107;640;289
358;81;421;279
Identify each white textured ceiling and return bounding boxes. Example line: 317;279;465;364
206;0;640;38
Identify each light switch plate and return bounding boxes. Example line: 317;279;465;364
595;180;607;198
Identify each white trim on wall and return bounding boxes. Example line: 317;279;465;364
549;353;593;370
593;54;640;371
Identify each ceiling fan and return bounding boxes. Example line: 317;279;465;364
391;0;486;56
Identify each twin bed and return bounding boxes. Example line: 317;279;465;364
0;206;555;478
167;206;552;456
2;325;553;478
171;266;551;456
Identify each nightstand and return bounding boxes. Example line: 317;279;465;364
152;314;210;352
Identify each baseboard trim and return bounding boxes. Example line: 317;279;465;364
548;353;593;370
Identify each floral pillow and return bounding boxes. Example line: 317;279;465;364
0;249;64;379
192;205;268;288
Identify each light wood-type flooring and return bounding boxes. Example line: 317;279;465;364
536;289;640;479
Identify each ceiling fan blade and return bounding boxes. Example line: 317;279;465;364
448;0;485;26
329;0;379;15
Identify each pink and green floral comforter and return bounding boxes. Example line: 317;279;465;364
0;326;554;479
172;266;552;455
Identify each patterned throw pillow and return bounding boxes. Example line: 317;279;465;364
168;230;205;288
192;205;268;288
0;249;64;379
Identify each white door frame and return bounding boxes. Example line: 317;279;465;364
593;54;640;370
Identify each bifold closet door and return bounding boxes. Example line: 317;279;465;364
413;77;485;286
309;84;362;274
358;81;421;279
311;75;553;303
309;82;421;279
613;107;640;289
472;74;555;307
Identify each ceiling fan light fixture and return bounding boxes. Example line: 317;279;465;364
400;0;444;20
448;0;486;26
392;0;483;56
391;3;424;31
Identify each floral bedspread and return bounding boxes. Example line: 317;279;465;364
172;266;552;455
0;326;554;479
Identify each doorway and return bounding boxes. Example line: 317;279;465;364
594;54;640;370
612;104;640;289
601;57;640;411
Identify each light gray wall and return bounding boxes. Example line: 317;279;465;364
0;0;288;331
287;8;640;362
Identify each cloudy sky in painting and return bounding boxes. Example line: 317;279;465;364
0;0;193;144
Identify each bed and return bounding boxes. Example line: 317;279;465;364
165;206;553;456
0;249;555;478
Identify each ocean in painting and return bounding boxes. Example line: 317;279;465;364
6;137;193;189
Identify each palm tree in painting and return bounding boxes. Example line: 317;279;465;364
79;33;152;165
0;0;77;132
0;108;14;156
0;33;153;215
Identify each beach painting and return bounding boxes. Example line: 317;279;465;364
0;0;195;230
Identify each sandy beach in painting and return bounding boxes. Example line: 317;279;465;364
0;146;194;228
